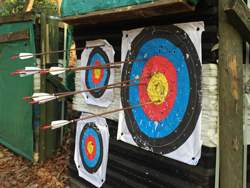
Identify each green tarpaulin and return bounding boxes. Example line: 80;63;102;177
61;0;199;18
0;20;36;160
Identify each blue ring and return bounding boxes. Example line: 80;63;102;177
87;53;108;92
129;38;190;138
81;128;100;168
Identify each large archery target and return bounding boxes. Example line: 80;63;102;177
119;23;203;157
81;40;115;107
75;115;109;187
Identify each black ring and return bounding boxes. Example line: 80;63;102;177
85;47;111;98
121;25;202;154
79;122;103;173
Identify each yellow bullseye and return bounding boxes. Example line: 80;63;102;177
87;141;94;154
94;69;101;79
147;72;168;105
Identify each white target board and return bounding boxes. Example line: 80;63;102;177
117;22;204;165
81;39;115;107
75;114;109;187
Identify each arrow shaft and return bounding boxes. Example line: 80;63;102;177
47;65;121;73
15;45;105;58
75;101;156;122
26;76;150;99
68;58;145;72
34;83;145;103
45;100;157;129
55;75;150;96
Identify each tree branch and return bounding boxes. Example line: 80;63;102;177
23;0;34;12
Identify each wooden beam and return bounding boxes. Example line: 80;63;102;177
219;0;243;187
45;10;59;157
39;10;46;162
0;29;29;43
61;0;195;26
46;74;73;100
0;11;35;24
224;0;250;44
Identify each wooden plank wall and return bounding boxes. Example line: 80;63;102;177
33;22;65;59
68;0;222;187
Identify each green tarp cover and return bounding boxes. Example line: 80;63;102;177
61;0;157;17
0;20;36;160
61;0;199;18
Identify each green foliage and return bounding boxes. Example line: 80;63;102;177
0;0;58;16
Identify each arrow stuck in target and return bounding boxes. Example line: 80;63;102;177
24;75;149;104
28;82;147;104
11;45;105;59
42;100;158;130
11;59;145;77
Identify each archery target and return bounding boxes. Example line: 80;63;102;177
75;114;109;187
117;22;204;165
81;39;115;107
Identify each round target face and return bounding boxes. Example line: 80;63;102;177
79;122;103;173
85;47;111;98
121;25;202;154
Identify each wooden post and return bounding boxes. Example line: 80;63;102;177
45;10;59;157
218;0;243;187
39;10;46;162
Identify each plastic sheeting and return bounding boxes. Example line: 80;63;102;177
61;0;199;18
0;20;36;160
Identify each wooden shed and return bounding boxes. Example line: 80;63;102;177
60;0;250;187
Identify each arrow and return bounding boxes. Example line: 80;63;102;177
40;59;145;75
11;67;48;77
23;92;66;100
12;59;145;77
32;95;58;104
40;65;121;75
28;75;150;104
30;83;146;104
12;45;105;59
42;100;158;130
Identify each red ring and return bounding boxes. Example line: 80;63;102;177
91;60;104;85
84;135;97;161
139;55;177;121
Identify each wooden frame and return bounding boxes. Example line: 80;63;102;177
0;11;35;24
62;0;195;26
0;29;29;43
225;0;250;44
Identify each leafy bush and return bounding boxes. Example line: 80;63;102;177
0;0;58;16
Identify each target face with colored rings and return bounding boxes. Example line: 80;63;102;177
79;122;103;173
85;47;110;98
121;25;202;154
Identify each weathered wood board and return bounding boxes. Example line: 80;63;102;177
62;0;195;26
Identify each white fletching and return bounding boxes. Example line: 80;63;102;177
32;95;57;103
19;72;32;77
49;67;65;75
38;96;57;104
19;67;41;77
19;53;34;59
32;93;50;98
25;67;41;72
51;120;69;130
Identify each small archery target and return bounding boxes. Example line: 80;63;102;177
118;22;204;165
75;114;109;187
81;40;115;107
79;122;103;173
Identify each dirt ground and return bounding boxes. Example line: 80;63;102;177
0;131;71;188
